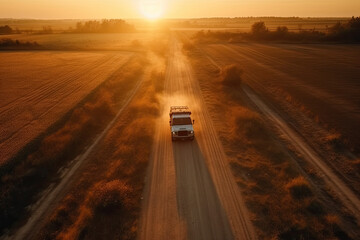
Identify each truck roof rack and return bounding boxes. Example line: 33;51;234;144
169;106;191;115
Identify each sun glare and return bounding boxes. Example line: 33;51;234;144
139;0;165;20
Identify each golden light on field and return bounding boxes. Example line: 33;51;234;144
139;0;165;20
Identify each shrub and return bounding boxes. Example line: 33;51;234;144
0;25;12;34
306;200;325;215
275;26;289;38
220;64;243;87
286;176;313;200
324;133;344;151
0;38;40;49
251;22;268;35
90;180;132;212
278;226;315;240
183;41;195;51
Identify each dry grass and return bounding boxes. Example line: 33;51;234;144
0;55;147;234
185;45;352;239
38;57;165;240
286;176;313;200
182;40;195;52
0;51;131;166
56;180;133;240
264;85;360;192
148;38;169;57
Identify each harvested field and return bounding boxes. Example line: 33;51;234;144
183;37;360;239
200;42;360;152
0;51;132;165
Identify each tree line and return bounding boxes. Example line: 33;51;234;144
195;16;360;42
73;19;135;33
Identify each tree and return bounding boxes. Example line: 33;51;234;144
0;25;13;34
251;21;268;35
348;16;360;29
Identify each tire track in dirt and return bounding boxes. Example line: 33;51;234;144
138;36;256;240
201;47;360;225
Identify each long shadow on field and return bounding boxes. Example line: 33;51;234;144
172;140;233;240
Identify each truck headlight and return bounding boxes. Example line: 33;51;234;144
190;131;194;134
172;131;176;135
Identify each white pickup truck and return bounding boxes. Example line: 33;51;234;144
169;106;195;141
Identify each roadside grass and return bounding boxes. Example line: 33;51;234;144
38;61;165;239
182;40;195;52
286;176;313;200
184;44;353;239
0;55;147;234
265;86;360;193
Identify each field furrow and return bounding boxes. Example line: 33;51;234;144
0;51;132;165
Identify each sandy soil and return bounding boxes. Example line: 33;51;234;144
0;51;132;165
138;37;256;240
201;43;360;151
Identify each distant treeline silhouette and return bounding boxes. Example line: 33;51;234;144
195;16;360;43
0;38;40;49
0;25;13;34
73;19;135;33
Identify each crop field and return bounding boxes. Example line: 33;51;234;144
1;17;360;240
199;42;360;152
181;32;360;238
0;51;132;165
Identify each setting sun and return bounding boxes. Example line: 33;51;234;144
139;0;165;20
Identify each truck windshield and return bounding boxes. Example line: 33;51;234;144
173;117;192;125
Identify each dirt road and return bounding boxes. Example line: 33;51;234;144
138;37;256;240
200;44;360;224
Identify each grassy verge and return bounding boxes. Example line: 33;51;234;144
183;42;354;239
0;55;147;234
37;58;165;240
248;81;360;195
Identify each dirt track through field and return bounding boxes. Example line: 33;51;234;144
0;52;132;165
138;37;256;240
200;46;360;224
202;43;360;150
3;60;144;240
244;86;360;221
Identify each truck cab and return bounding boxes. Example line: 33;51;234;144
169;106;195;141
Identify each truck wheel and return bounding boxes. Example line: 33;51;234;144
190;136;194;141
172;137;175;141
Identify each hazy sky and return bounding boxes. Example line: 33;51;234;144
1;0;359;19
